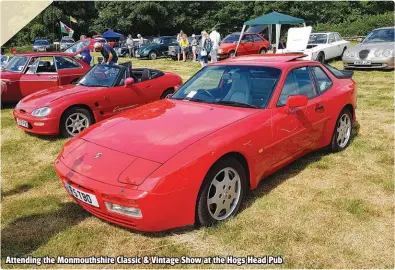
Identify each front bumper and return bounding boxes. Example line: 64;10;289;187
54;158;197;232
12;109;59;135
343;57;395;70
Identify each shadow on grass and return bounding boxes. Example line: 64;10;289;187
1;184;33;198
1;202;89;257
1;102;17;110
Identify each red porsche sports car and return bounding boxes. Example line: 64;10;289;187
55;54;357;232
13;62;182;137
1;40;93;103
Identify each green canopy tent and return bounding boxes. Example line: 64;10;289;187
235;11;305;55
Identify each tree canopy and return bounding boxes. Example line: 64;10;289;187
4;1;394;47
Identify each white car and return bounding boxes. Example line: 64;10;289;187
277;27;350;63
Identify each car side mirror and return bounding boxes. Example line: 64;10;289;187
284;95;308;114
174;85;181;91
124;77;134;87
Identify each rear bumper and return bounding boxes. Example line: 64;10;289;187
12;109;59;135
54;158;196;232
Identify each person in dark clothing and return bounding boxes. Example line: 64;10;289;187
94;42;118;65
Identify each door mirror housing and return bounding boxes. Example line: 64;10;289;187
124;77;134;87
285;95;308;114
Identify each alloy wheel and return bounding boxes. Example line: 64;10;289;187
207;167;241;221
336;113;351;148
65;112;90;136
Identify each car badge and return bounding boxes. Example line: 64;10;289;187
94;153;102;159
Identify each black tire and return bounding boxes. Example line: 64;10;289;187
149;51;157;60
196;157;247;227
160;89;174;99
259;47;267;54
60;107;93;138
317;52;325;63
228;51;236;58
329;108;352;152
125;52;130;58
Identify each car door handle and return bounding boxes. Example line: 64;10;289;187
48;76;58;79
146;85;152;88
315;104;325;111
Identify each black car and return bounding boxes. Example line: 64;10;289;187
135;36;178;60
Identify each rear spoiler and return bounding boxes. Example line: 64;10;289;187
336;70;354;79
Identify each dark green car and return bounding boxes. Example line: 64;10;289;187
135;36;178;60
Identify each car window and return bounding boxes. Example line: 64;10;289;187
222;34;240;43
24;57;38;73
312;66;333;93
242;35;253;42
55;56;81;69
328;33;336;43
277;67;316;106
334;33;342;41
29;56;57;74
252;34;263;42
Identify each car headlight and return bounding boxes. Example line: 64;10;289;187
374;49;384;58
218;49;223;54
104;202;142;218
383;49;394;58
31;107;51;117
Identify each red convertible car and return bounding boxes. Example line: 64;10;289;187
13;62;182;137
1;40;93;103
55;54;357;232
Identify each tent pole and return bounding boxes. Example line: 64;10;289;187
235;24;246;57
275;24;281;54
268;24;272;47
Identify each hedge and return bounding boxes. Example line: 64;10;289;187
315;12;394;37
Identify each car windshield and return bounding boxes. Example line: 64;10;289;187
171;65;282;108
34;40;49;45
222;34;240;43
151;38;162;44
3;55;28;72
77;65;121;87
64;40;89;53
309;34;328;44
362;28;395;43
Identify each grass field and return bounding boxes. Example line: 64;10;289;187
1;55;394;268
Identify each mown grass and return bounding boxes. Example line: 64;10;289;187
1;54;394;268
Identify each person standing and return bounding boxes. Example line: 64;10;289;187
176;30;184;61
126;34;134;57
180;34;189;62
191;34;198;61
209;26;221;63
199;30;211;67
94;42;118;65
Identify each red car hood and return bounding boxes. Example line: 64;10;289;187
80;99;256;163
18;84;101;112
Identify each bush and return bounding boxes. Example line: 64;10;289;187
315;12;394;37
1;45;33;54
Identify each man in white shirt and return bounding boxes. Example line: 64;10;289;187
209;26;221;63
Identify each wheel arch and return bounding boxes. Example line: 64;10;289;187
211;151;251;190
343;103;354;121
160;87;175;99
60;104;96;126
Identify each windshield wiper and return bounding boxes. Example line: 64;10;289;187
187;97;212;103
215;101;258;108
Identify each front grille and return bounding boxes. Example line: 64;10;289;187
359;50;370;59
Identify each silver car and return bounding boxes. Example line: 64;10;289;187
342;26;394;70
32;39;51;52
